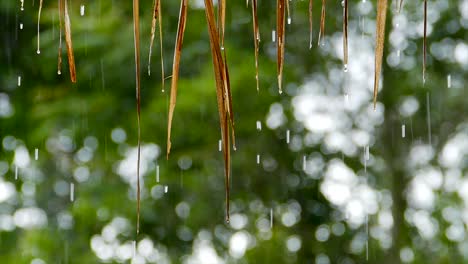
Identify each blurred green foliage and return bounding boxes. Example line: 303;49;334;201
0;0;467;263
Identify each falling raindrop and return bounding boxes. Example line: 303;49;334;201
344;93;349;103
287;17;291;25
218;139;222;151
80;5;85;16
302;155;306;171
17;76;21;86
366;214;369;260
401;124;406;138
156;165;160;182
34;148;38;160
256;120;262;131
20;0;24;11
270;208;273;228
256;154;260;164
15;166;18;180
447;74;451;88
164;185;168;193
343;64;348;72
100;59;105;90
360;16;365;39
272;30;276;42
365;145;370;161
286;129;290;144
70;183;74;202
19;23;23;30
426;92;431;145
132;240;136;257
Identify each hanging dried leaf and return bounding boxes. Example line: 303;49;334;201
309;0;313;49
218;0;226;47
277;0;285;94
373;0;387;109
37;0;43;54
58;0;63;75
148;0;165;91
132;0;141;234
423;0;427;84
343;0;348;68
318;0;326;46
64;0;76;82
251;0;260;91
223;50;236;151
204;0;235;223
167;0;188;158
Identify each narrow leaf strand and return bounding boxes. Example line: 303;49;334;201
64;0;76;83
251;0;260;91
158;1;164;92
423;0;427;84
58;0;63;75
37;0;43;54
148;0;159;76
309;0;313;49
218;0;226;47
277;0;285;94
167;0;188;159
132;0;141;235
373;0;388;109
148;0;165;91
343;0;348;68
318;0;326;46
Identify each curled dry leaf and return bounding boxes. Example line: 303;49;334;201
373;0;388;109
167;0;188;159
63;0;76;82
277;0;285;94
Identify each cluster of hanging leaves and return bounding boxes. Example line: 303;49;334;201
166;0;236;223
39;0;430;233
205;0;236;223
